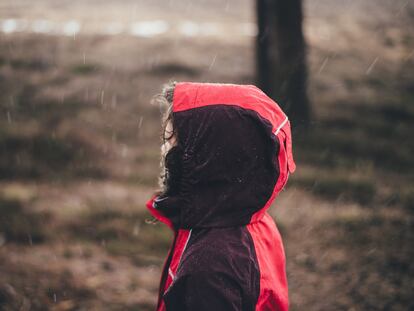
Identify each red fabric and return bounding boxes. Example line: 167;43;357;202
146;195;174;230
146;196;192;311
156;229;191;311
165;229;191;289
247;213;288;311
173;83;285;131
158;229;191;311
173;82;296;174
250;131;290;222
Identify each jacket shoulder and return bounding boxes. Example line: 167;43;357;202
168;227;260;310
164;270;244;311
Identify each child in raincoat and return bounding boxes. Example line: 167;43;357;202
146;82;296;311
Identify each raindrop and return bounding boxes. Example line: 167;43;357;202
133;223;141;236
395;0;409;17
366;56;379;75
121;144;128;158
404;49;414;62
208;54;217;71
101;90;105;107
317;57;329;75
138;116;144;129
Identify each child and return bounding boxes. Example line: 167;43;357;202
146;82;296;311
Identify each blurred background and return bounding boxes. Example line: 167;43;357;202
0;0;413;310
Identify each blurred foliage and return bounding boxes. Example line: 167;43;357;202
292;176;376;205
71;63;100;75
0;132;104;180
0;197;50;244
320;213;414;309
67;207;172;266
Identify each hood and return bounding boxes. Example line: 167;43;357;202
147;82;296;229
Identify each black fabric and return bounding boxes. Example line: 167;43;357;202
164;227;260;311
165;272;242;311
163;146;184;196
154;104;279;229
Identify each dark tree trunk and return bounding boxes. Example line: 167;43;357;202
256;0;311;128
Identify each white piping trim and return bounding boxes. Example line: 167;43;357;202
180;229;192;263
168;229;192;284
152;196;168;208
177;230;192;271
274;116;288;135
168;268;175;281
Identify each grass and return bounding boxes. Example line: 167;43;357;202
0;83;91;122
319;211;414;309
381;186;414;212
67;207;172;265
8;58;51;71
0;132;106;180
148;62;201;77
292;84;414;208
134;149;161;164
291;174;376;205
71;63;100;75
0;260;96;310
0;197;50;244
402;192;414;211
295;108;414;174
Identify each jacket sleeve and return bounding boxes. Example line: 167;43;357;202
163;272;243;311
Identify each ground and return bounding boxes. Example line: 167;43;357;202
0;0;413;310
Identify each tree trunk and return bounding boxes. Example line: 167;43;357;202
256;0;311;128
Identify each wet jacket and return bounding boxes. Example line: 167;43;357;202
146;82;296;311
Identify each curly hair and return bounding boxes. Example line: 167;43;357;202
152;81;177;194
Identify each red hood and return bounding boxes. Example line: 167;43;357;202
147;82;296;229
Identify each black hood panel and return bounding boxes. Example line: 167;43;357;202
155;104;279;229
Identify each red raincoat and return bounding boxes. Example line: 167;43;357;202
146;82;296;311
